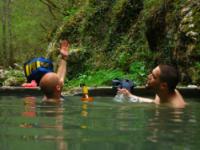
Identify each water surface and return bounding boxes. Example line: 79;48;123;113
0;95;200;150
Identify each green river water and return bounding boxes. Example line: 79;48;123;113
0;95;200;150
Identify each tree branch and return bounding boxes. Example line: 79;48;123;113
39;0;68;17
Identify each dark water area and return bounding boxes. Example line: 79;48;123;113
0;95;200;150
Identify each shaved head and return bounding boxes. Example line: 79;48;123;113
39;72;61;98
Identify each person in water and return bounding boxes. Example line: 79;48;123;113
39;40;69;103
118;64;186;108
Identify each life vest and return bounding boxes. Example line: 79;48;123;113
24;57;53;84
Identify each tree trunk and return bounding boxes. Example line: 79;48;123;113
7;0;14;66
1;0;13;67
2;0;8;67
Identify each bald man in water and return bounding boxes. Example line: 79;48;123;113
118;64;186;108
39;40;69;102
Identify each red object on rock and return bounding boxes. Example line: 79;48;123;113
22;80;37;88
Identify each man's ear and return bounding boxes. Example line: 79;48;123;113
56;84;61;91
160;82;168;90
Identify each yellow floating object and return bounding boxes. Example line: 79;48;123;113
82;86;88;94
81;97;94;102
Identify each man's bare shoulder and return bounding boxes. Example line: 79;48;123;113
173;89;186;108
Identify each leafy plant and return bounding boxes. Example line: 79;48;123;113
3;69;26;86
65;62;148;88
118;51;131;67
65;69;125;88
128;61;147;85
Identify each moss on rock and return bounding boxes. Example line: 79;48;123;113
47;0;200;85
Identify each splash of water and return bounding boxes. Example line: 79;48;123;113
113;93;128;102
113;93;140;103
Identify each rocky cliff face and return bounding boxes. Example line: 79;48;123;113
145;0;200;84
50;0;200;85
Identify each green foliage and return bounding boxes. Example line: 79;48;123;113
3;69;26;86
128;61;147;85
65;69;125;88
188;62;200;85
1;0;200;86
118;51;131;67
65;61;148;88
0;0;64;66
4;69;23;78
143;0;163;12
194;62;200;69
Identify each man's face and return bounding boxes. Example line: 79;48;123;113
146;66;161;90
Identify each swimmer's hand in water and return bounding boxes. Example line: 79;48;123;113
117;88;132;97
60;40;69;60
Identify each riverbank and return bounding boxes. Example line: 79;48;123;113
0;86;199;98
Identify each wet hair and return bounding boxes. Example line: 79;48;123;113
158;64;179;92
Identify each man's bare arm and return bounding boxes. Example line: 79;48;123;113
57;40;69;85
118;88;154;103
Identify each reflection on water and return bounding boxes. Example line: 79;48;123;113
146;108;184;143
0;96;200;150
20;96;67;150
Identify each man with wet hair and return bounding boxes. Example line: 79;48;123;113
158;65;179;93
39;40;69;102
118;64;186;108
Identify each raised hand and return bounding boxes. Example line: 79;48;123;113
60;40;69;59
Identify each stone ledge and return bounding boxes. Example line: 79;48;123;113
0;86;199;98
0;86;42;96
82;86;200;98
